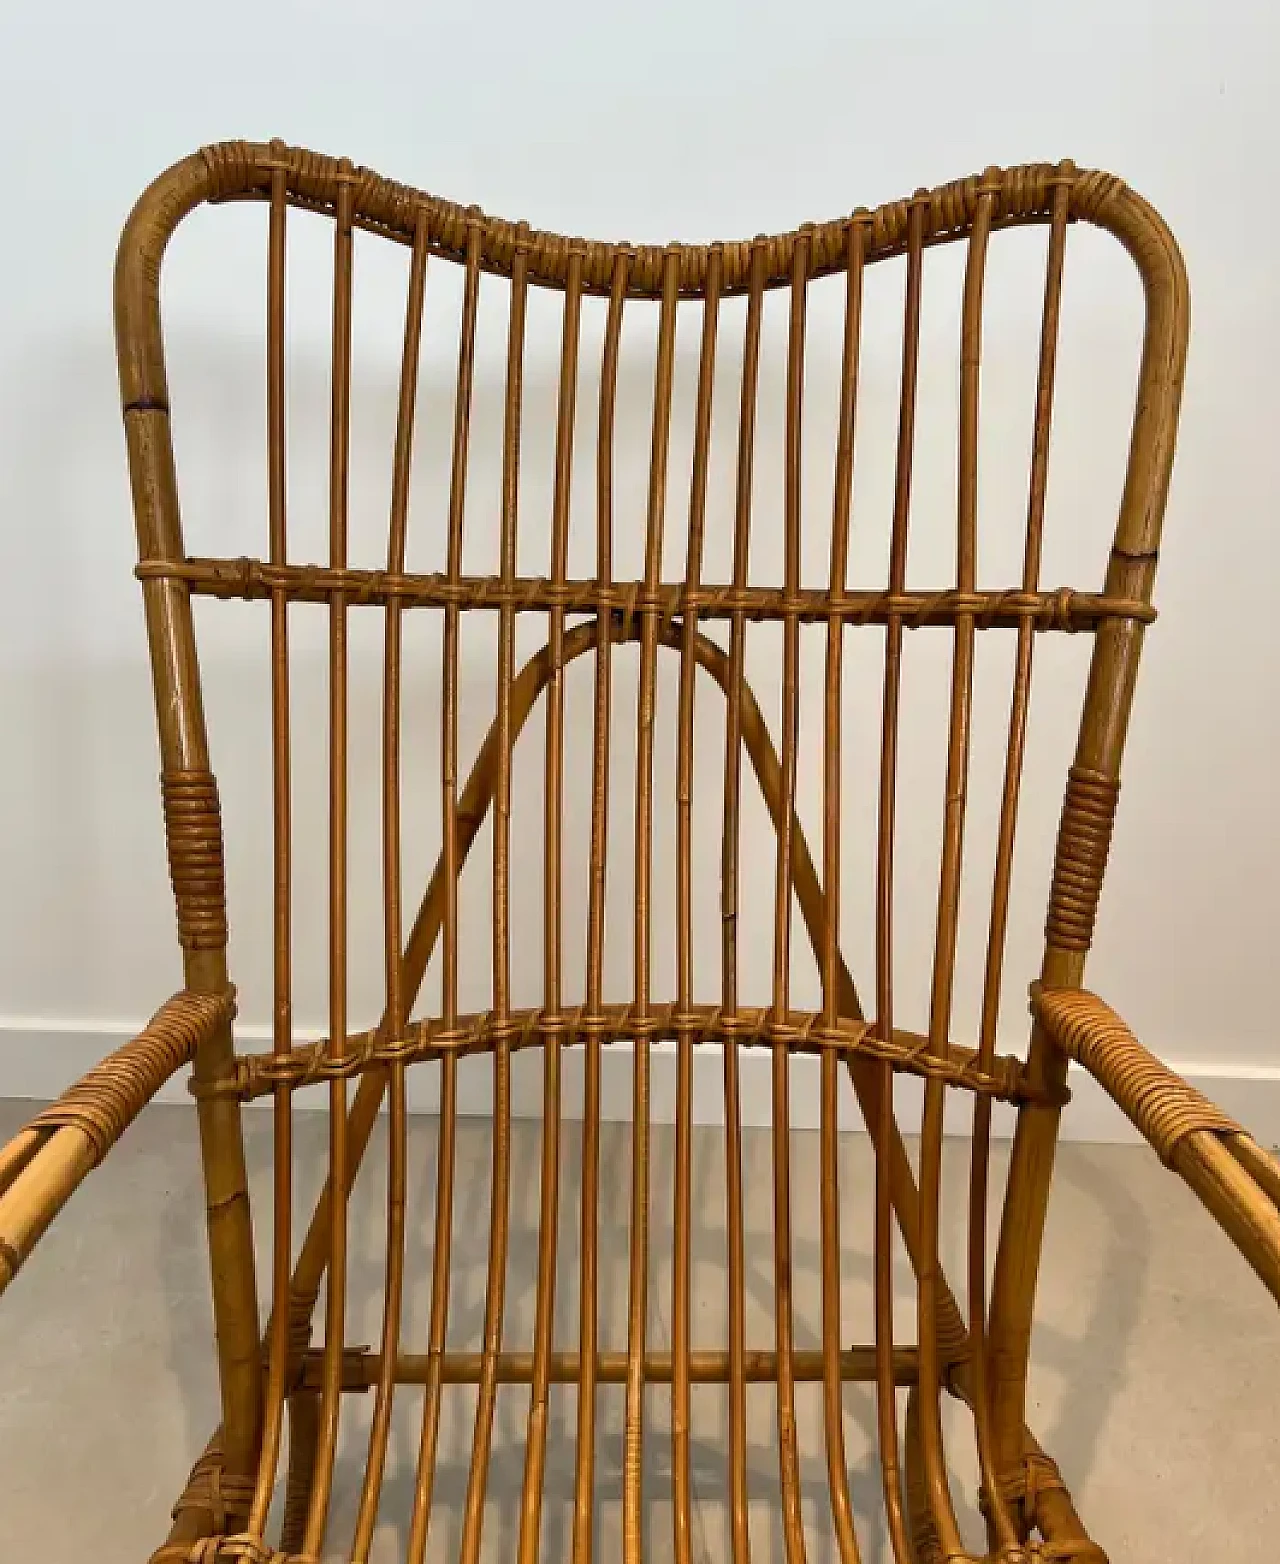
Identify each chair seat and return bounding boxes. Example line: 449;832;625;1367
152;1106;1107;1563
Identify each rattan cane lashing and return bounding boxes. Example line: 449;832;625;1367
3;139;1277;1562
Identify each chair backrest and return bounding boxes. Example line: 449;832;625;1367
114;141;1187;1560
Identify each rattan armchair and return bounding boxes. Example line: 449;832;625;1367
3;140;1278;1562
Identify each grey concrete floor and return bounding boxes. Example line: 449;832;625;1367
1;1097;1277;1560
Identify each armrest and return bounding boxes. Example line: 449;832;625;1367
0;988;233;1296
1033;983;1280;1305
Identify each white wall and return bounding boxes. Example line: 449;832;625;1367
0;1;1276;1139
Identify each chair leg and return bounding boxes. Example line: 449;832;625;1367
905;1375;1110;1564
988;1436;1109;1563
148;1428;256;1562
987;1089;1067;1480
903;1388;948;1564
280;1389;321;1555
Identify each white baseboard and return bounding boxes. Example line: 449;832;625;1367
3;1019;1278;1150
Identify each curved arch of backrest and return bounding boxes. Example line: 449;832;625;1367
285;615;978;1336
287;616;857;1300
397;613;863;1025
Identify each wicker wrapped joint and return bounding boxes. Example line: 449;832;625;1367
3;138;1277;1561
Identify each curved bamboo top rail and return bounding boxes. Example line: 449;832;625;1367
115;139;1189;566
116;142;1187;515
182;143;1142;296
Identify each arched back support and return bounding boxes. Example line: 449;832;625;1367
116;141;1187;1564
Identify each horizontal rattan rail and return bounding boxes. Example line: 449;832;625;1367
217;1003;1043;1105
295;1346;933;1394
136;556;1157;631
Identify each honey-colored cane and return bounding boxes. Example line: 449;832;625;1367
6;140;1271;1563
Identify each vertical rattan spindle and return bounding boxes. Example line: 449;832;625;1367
349;210;432;1562
914;180;999;1558
721;238;767;1564
672;246;722;1564
518;245;585;1562
247;157;292;1544
624;245;681;1564
965;174;1069;1553
460;225;529;1564
770;230;812;1564
301;159;357;1560
818;213;868;1564
573;248;630;1564
407;212;482;1564
873;195;926;1564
